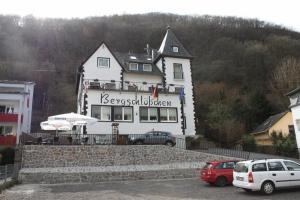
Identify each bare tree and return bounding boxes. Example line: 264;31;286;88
270;57;300;108
271;57;300;93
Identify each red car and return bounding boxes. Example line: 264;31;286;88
200;160;239;187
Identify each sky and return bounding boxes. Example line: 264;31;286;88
1;0;300;31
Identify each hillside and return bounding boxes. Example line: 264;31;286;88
1;13;300;145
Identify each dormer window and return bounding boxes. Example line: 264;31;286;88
129;63;138;71
172;46;179;53
143;64;152;72
97;57;110;68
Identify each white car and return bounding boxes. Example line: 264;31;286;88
233;159;300;195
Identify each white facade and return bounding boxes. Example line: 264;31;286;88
0;81;35;144
77;28;196;136
288;91;300;153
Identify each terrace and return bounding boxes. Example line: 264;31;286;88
83;79;184;94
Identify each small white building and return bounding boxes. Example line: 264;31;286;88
287;87;300;153
76;28;196;136
0;80;35;144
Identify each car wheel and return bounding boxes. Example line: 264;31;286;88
215;176;227;187
165;141;174;147
261;181;275;195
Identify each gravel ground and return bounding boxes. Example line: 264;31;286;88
3;178;300;200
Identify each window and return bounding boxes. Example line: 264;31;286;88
92;106;133;122
160;108;177;122
124;107;132;121
140;107;177;123
160;108;168;122
140;107;148;122
296;119;300;131
114;107;133;121
268;162;285;171
0;126;13;135
129;63;138;71
0;105;5;113
216;162;236;169
173;63;183;79
91;106;111;121
97;57;110;68
252;163;267;172
149;108;158;122
172;46;179;52
140;107;158;122
143;64;152;72
284;161;300;171
114;107;122;121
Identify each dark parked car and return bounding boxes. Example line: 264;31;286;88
128;131;176;146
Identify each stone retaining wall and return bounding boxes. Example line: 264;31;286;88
20;145;237;183
22;145;235;168
19;162;204;184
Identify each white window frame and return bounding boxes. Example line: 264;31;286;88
114;107;133;122
91;105;111;121
97;57;110;68
173;63;184;80
143;64;152;72
129;63;138;71
160;108;177;122
140;107;177;123
140;107;158;122
172;46;179;53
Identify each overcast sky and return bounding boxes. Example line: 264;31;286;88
1;0;300;31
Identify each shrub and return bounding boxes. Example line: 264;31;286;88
0;147;15;165
242;134;256;152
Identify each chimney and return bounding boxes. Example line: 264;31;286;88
151;49;155;61
146;44;151;56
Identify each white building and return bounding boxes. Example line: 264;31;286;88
76;28;196;136
0;80;35;144
287;87;300;154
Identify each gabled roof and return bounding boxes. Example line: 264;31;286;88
114;52;163;76
251;111;289;134
157;27;193;60
286;86;300;96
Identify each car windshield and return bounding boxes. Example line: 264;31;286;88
234;163;249;173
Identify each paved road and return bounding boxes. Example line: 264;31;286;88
3;178;300;200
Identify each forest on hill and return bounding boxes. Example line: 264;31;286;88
1;13;300;146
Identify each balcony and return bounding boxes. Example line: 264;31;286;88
0;135;16;146
84;79;184;94
0;113;18;122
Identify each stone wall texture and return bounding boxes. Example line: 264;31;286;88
22;145;235;168
20;145;237;184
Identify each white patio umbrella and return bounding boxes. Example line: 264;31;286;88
40;120;72;136
48;112;97;126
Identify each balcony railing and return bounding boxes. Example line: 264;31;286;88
0;113;18;122
83;79;184;94
0;135;16;146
